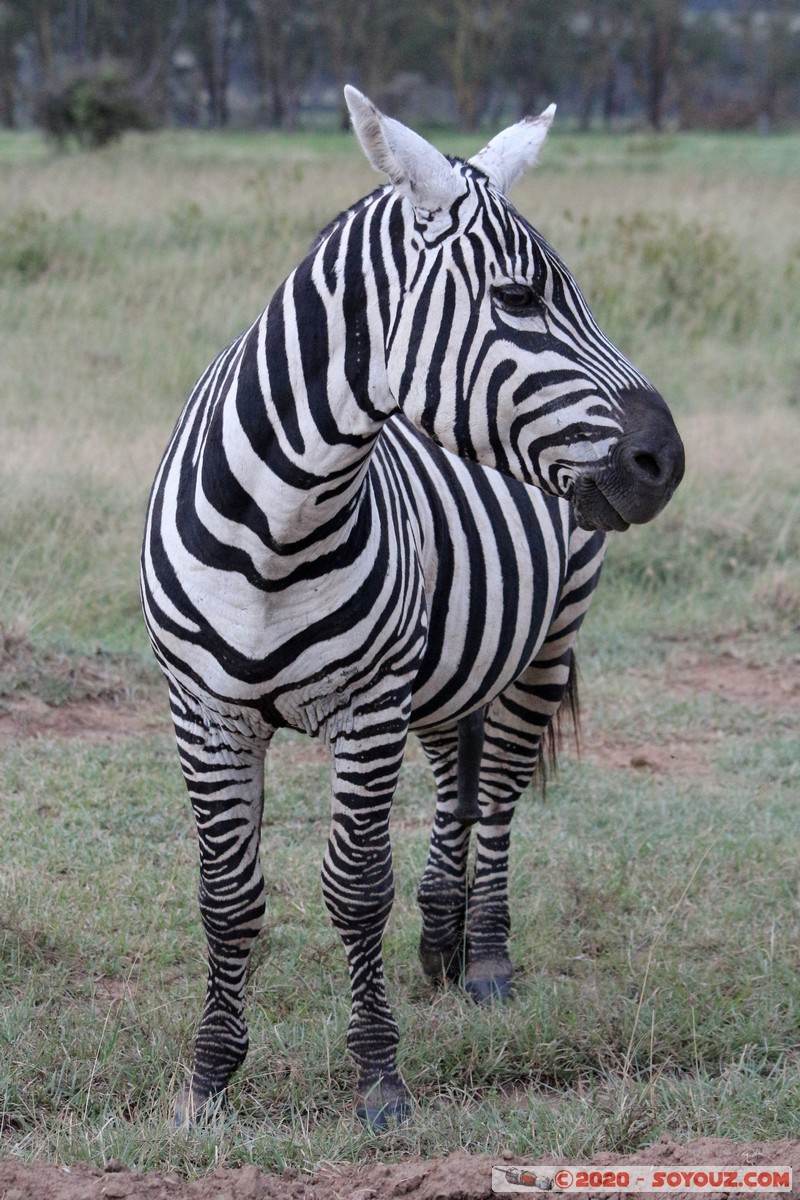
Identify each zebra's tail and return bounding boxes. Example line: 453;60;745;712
538;647;581;796
452;649;580;815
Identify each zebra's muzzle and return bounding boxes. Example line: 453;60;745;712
571;387;685;532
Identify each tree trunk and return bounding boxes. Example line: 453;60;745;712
578;82;596;132
71;0;88;66
0;71;14;128
37;3;55;87
205;0;230;127
628;1;680;132
134;0;188;123
647;27;666;131
602;58;618;128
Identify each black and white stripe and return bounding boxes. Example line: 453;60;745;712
141;88;683;1125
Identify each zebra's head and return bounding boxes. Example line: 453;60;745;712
345;87;684;532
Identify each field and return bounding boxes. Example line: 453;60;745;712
1;124;799;1199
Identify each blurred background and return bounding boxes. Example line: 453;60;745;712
3;0;800;142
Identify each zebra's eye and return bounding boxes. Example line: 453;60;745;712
492;283;544;315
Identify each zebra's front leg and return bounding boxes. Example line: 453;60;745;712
416;725;473;983
322;712;411;1128
170;685;270;1125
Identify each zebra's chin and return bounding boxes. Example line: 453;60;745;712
570;476;631;533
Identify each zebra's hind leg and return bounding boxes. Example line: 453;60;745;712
322;702;412;1128
416;724;474;984
464;652;576;1004
168;683;270;1126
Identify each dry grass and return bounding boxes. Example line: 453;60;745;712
2;126;798;651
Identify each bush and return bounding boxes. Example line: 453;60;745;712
35;69;153;149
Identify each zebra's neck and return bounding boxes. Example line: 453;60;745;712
195;192;406;566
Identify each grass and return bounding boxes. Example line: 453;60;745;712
2;718;798;1171
0;126;799;1175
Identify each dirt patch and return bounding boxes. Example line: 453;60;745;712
1;1138;798;1199
1;640;796;779
662;649;800;718
578;648;799;778
579;733;711;777
0;693;167;742
0;631;165;743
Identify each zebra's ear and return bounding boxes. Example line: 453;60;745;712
345;85;465;215
468;105;556;196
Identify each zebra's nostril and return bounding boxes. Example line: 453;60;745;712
633;451;661;481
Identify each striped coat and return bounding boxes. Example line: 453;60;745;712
141;88;683;1125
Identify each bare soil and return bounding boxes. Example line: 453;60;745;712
2;638;798;1197
1;1137;798;1199
3;637;796;771
0;632;165;743
581;646;800;777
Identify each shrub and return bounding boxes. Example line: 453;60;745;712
578;211;757;343
35;69;153;149
0;208;54;280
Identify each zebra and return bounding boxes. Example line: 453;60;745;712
140;86;684;1127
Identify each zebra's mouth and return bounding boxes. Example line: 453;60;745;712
568;386;685;532
571;476;631;533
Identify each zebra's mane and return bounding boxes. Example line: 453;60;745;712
306;156;488;255
307;187;385;253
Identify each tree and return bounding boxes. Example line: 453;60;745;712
184;0;233;127
0;2;28;125
321;0;412;130
739;0;800;128
623;0;683;130
439;0;526;129
248;0;318;129
560;1;629;130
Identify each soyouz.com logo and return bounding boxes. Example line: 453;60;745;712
491;1164;793;1193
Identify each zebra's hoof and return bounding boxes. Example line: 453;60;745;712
172;1084;226;1131
464;964;513;1005
419;937;463;985
355;1073;413;1129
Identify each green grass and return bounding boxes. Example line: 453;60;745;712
1;127;799;1173
1;709;798;1171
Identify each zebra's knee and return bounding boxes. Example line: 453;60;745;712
198;866;267;947
320;811;395;935
320;855;395;937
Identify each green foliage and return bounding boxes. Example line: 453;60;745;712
0;208;55;280
36;70;153;150
578;212;755;341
